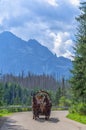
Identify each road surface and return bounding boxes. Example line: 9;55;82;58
1;111;86;130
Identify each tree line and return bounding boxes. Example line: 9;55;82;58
0;73;71;107
0;82;31;106
0;73;60;91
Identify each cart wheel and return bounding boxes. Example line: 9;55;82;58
45;116;49;120
33;115;36;120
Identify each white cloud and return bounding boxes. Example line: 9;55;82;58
51;32;73;59
63;50;73;60
44;0;58;6
10;21;49;41
0;0;81;59
69;0;80;6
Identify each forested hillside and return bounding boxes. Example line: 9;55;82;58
0;73;71;107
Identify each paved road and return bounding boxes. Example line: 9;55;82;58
1;111;86;130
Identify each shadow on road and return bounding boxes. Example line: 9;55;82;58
36;117;59;123
48;117;59;123
0;118;28;130
0;117;8;128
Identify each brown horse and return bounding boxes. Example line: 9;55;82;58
32;91;52;120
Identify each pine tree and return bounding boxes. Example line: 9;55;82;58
0;83;3;106
55;87;62;105
70;2;86;103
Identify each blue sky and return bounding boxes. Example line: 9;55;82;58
0;0;84;59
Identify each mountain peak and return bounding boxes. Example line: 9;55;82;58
0;31;19;41
0;31;15;37
0;31;25;43
28;39;42;46
0;31;72;78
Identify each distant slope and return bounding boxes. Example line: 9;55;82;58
0;31;72;78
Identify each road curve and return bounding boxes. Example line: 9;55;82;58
1;111;86;130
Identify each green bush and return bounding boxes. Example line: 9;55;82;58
59;96;71;108
0;109;9;114
69;103;86;115
69;104;77;113
78;103;86;115
0;109;10;117
7;107;32;112
0;107;32;117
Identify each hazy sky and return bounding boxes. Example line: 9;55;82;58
0;0;84;59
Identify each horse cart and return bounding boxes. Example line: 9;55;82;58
32;90;52;120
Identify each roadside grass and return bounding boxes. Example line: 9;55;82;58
67;113;86;124
0;106;68;117
0;107;32;117
0;109;12;117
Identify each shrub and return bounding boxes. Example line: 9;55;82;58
78;103;86;115
69;103;86;115
69;104;77;113
59;96;71;108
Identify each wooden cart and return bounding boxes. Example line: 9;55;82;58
32;90;52;120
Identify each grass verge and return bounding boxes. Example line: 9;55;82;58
67;113;86;124
0;109;12;117
0;107;32;117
